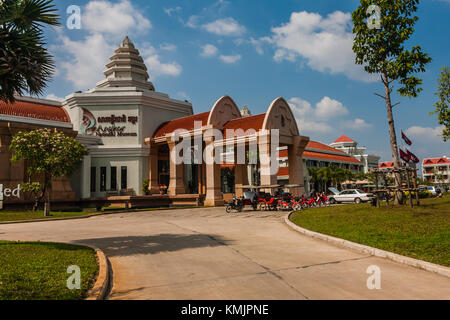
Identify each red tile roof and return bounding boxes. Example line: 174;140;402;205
379;162;394;168
0;100;70;123
153;112;209;138
278;141;359;164
223;114;265;138
307;141;347;154
277;166;289;176
422;157;450;165
279;149;288;158
303;150;361;164
333;135;355;143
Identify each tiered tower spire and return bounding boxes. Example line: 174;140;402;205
97;36;155;91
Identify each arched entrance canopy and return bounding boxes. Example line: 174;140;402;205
145;96;309;206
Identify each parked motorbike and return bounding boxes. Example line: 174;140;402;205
225;197;243;213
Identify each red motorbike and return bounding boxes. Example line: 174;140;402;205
258;197;279;211
315;193;330;207
292;195;309;210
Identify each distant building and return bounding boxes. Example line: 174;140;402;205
422;156;450;185
329;135;380;173
278;140;364;194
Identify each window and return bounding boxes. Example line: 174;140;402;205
90;167;96;192
111;167;117;190
100;167;107;192
121;166;127;189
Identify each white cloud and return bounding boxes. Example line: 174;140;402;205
83;0;151;37
160;43;177;51
403;125;448;165
219;54;242;64
186;15;200;29
177;91;191;101
56;33;114;88
297;118;333;133
200;44;219;57
202;18;246;36
264;11;375;82
164;6;182;16
141;45;182;78
52;1;182;88
315;96;348;119
45;93;64;102
289;96;371;136
406;126;445;142
344;118;372;129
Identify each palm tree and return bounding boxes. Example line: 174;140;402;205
0;0;60;103
318;166;333;192
308;167;319;193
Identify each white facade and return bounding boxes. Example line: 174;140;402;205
422;156;450;185
329;136;380;173
64;37;193;198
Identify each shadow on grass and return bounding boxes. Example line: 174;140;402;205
72;234;232;257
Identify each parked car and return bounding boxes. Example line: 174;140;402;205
419;186;441;196
329;188;374;204
327;187;340;204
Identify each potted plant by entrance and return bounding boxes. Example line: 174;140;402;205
142;179;150;195
159;184;168;195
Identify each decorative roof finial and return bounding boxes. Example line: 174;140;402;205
120;36;135;49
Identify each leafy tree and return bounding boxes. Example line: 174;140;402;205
0;0;60;103
330;165;346;188
9;128;88;216
430;67;449;141
352;0;431;204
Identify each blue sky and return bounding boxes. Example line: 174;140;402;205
42;0;449;162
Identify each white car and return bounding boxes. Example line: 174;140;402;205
329;189;374;204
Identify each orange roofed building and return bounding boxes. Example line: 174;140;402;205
278;140;364;195
422;156;450;185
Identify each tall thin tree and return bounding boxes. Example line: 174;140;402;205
352;0;431;204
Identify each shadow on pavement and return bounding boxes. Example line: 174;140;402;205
73;233;231;257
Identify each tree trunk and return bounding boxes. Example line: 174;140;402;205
44;192;50;217
383;72;403;205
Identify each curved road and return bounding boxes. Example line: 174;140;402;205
1;207;449;299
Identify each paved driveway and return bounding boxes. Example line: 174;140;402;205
1;207;449;300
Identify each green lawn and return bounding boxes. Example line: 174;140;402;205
0;241;98;300
290;195;450;267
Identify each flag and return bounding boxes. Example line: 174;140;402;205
399;149;411;162
407;149;420;164
401;130;412;146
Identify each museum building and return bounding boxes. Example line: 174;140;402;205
0;37;310;208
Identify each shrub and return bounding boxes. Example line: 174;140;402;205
142;179;149;195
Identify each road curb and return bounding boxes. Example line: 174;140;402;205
285;212;450;278
84;246;112;300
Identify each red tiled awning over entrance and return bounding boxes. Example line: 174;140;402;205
0;100;70;123
153;112;210;138
223;113;265;138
